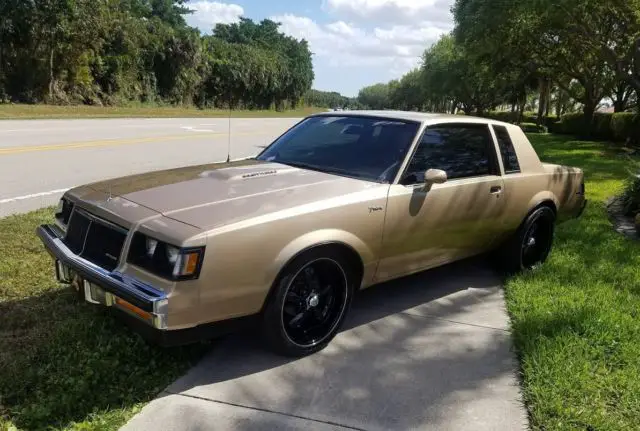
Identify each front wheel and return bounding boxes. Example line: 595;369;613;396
497;206;556;274
261;248;355;357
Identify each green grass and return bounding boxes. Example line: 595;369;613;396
1;133;639;430
0;209;211;430
506;134;640;430
0;104;325;119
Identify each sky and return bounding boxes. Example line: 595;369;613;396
184;0;455;97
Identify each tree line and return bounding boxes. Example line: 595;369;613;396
0;0;314;109
357;0;640;130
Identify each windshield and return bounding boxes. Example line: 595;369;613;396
256;115;420;183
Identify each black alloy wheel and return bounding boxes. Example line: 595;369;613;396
497;206;556;274
261;248;355;357
281;258;348;348
520;216;554;269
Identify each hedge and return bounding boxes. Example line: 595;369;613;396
480;111;558;129
520;122;548;133
550;112;640;144
462;110;638;144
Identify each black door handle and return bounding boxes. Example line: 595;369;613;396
490;185;502;194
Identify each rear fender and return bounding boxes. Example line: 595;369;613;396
527;191;559;216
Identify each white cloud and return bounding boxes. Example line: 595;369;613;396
185;1;244;34
272;14;445;71
323;0;454;28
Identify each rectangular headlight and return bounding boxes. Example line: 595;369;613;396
127;232;205;281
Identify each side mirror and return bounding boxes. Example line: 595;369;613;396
425;169;447;185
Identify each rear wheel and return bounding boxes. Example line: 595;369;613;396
497;206;556;274
261;248;355;357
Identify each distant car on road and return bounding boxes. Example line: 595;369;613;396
37;111;586;356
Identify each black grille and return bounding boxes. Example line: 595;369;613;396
63;210;128;271
65;211;91;254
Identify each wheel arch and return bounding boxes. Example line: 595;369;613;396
527;191;559;218
260;230;370;312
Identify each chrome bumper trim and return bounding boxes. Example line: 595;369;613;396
36;224;168;326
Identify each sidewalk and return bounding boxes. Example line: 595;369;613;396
121;259;529;431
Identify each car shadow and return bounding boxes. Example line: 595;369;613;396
1;255;516;430
155;257;524;430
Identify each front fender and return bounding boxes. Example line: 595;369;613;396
266;229;376;289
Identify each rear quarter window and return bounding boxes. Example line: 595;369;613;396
492;125;521;174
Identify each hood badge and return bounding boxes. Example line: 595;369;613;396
242;170;277;179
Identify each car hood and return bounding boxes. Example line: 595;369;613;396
83;159;379;230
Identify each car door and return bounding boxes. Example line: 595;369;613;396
375;122;506;282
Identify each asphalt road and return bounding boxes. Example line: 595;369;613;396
0;117;300;217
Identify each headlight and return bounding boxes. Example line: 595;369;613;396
165;245;179;264
145;238;158;257
127;232;205;281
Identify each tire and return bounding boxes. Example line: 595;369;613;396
496;206;556;274
261;247;356;357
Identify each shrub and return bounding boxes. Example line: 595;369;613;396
611;113;640;144
520;122;548;133
481;111;556;128
483;111;519;122
553;112;640;144
593;113;614;140
621;165;640;217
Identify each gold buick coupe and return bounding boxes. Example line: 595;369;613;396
37;111;586;356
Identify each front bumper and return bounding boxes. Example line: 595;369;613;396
36;224;257;346
36;224;169;329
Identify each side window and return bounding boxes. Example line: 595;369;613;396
493;125;521;174
403;123;499;184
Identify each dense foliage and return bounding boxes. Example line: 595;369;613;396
303;89;360;109
551;112;640;142
0;1;313;108
355;0;640;136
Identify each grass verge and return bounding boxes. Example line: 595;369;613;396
0;104;325;120
507;134;640;430
0;208;210;430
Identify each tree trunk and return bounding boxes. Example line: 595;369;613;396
48;46;54;102
536;77;549;126
518;91;526;124
613;85;629;113
583;101;596;137
545;83;551;117
450;100;458;114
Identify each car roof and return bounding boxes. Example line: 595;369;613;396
309;110;513;127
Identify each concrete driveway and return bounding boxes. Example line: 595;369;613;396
121;258;528;431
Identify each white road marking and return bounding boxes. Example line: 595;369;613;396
0;188;68;204
181;126;215;133
0;124;166;134
0;157;251;205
